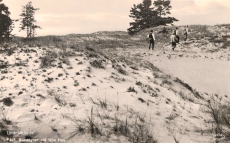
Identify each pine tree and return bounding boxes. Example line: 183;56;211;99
128;0;156;35
153;0;178;26
128;0;178;35
0;2;14;42
19;1;41;38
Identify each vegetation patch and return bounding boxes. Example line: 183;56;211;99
1;97;14;106
40;51;58;68
127;86;137;93
90;59;105;69
174;77;202;99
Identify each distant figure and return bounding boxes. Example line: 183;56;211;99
175;27;180;43
147;30;156;50
170;31;177;51
184;25;189;41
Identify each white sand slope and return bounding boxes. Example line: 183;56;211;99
0;44;221;143
2;24;230;142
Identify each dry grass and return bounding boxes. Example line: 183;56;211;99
127;86;137;93
189;25;214;39
174;78;202;99
40;50;58;68
66;94;157;143
206;95;230;140
178;90;195;103
2;24;230;143
47;89;67;106
90;59;105;69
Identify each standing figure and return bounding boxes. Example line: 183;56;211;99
175;27;180;43
184;25;189;41
170;31;177;51
147;30;156;50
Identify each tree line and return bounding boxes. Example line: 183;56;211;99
0;1;41;43
0;0;177;42
128;0;178;35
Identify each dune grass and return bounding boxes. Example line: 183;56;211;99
1;24;230;142
206;95;230;140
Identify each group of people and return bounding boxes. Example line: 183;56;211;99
147;25;189;51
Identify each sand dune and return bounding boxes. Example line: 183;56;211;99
0;24;230;143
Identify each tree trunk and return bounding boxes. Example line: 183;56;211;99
29;24;32;38
27;26;29;38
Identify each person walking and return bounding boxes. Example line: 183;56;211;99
170;31;177;51
147;30;156;50
175;27;180;43
184;25;189;41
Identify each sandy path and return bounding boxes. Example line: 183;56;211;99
144;52;230;97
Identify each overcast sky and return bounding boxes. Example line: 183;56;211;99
2;0;230;36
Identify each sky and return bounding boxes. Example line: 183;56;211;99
2;0;230;37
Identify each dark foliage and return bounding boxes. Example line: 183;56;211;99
0;3;14;43
128;0;178;35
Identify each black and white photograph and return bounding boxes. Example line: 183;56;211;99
0;0;230;142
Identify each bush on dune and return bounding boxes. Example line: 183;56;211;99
40;51;58;68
